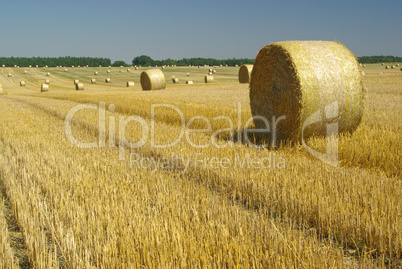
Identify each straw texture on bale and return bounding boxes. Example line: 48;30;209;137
204;75;214;83
74;80;80;85
249;40;365;141
140;69;166;91
105;78;111;83
186;80;193;84
20;81;26;86
239;64;253;83
126;81;135;87
91;79;96;84
75;83;84;91
41;84;49;92
172;78;179;83
44;80;50;84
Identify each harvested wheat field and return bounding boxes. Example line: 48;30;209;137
0;62;401;269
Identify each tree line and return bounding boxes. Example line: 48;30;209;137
358;55;402;64
132;55;254;67
1;55;400;67
0;56;111;67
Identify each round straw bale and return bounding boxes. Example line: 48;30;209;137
135;67;139;70
391;66;395;69
140;69;166;91
126;81;135;87
36;65;39;68
7;73;12;77
64;69;68;72
91;78;96;84
381;63;384;65
24;70;28;73
186;72;190;76
385;66;389;69
235;64;239;67
44;79;50;84
105;78;111;83
99;65;102;68
119;70;123;73
400;68;402;71
45;65;48;68
71;65;74;68
46;72;50;76
238;64;253;83
41;84;49;92
29;65;32;68
94;71;99;75
75;83;84;91
209;68;213;72
107;70;111;74
74;79;80;85
127;68;131;72
186;80;194;84
2;65;5;67
20;81;26;86
212;70;216;73
205;75;214;83
208;72;213;76
172;78;179;83
397;64;400;67
249;40;365;141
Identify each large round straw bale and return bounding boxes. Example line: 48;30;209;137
44;79;50;84
238;64;253;83
172;78;179;83
75;82;84;91
126;81;135;87
140;69;166;91
20;81;26;86
94;71;99;75
91;78;96;84
74;79;80;85
41;84;49;92
186;80;194;84
205;75;214;83
249;41;365;141
105;78;111;83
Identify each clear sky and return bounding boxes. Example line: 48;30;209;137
1;0;401;63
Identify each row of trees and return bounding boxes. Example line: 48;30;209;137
132;55;254;67
0;56;112;67
358;56;402;64
1;55;400;67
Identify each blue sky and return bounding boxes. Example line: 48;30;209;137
1;0;401;63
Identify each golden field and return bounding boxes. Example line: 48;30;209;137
0;64;401;268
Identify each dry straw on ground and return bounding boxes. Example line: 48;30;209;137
250;40;365;141
91;79;96;84
205;75;214;83
126;81;135;87
140;69;166;91
41;84;49;92
238;64;253;83
0;86;3;95
20;81;26;86
75;83;84;91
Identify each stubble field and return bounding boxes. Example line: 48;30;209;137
0;64;401;268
